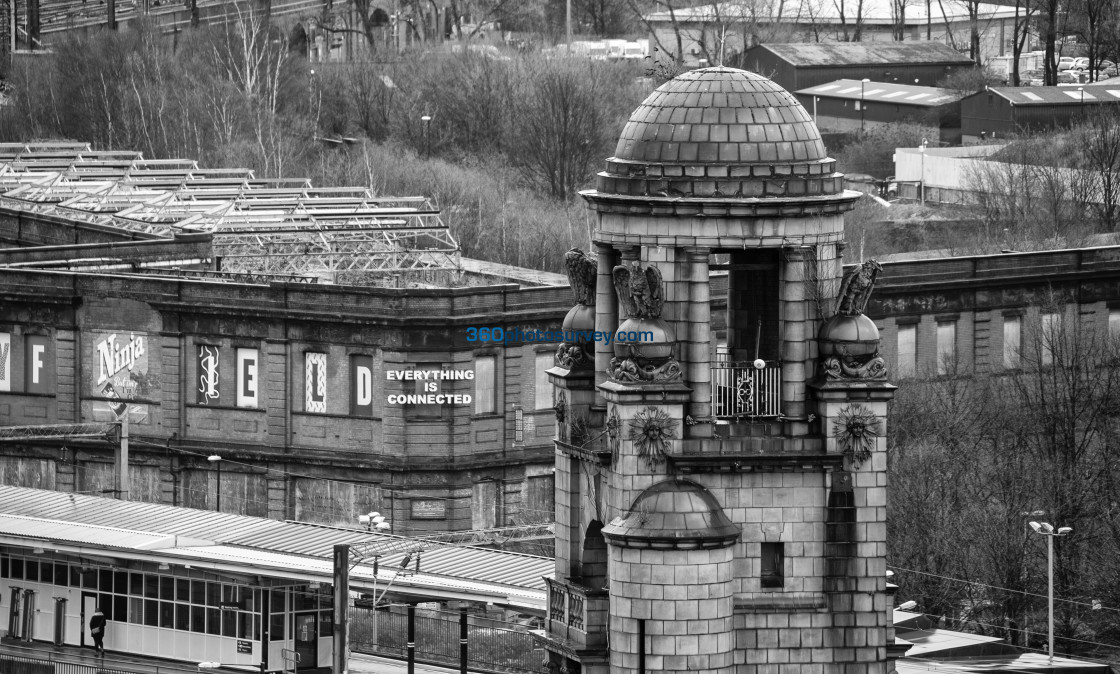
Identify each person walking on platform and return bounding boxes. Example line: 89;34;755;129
89;607;106;655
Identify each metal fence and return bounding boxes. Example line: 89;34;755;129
712;361;782;418
349;605;548;674
0;654;143;674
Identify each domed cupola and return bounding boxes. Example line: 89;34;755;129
586;66;855;216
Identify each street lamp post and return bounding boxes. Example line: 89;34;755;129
860;78;870;132
919;139;928;206
1029;521;1072;663
421;115;432;159
208;455;222;512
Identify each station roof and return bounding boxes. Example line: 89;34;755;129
797;80;966;107
896;654;1110;674
981;85;1120;106
0;485;550;612
756;42;975;67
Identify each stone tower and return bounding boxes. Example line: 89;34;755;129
535;67;896;674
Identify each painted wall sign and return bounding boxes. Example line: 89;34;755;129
305;352;327;413
197;345;221;405
25;335;52;395
0;333;9;392
93;332;149;399
351;355;374;417
410;499;447;519
236;348;259;408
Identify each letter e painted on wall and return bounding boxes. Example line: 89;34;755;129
25;335;50;394
236;348;258;408
305;352;327;413
351;355;374;417
0;333;10;392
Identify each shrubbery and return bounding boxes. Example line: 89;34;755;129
0;19;653;273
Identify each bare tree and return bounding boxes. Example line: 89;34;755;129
1075;109;1120;231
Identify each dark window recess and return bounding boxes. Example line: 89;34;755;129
761;542;785;588
191;605;206;634
176;603;191;631
727;249;780;362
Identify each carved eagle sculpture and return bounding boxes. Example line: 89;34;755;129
564;248;598;306
613;260;665;320
837;259;883;316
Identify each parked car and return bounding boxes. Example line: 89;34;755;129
1072;57;1090;71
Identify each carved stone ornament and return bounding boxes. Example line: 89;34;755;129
613;260;664;320
607;258;682;384
819;259;887;381
556;248;598;371
833;403;882;469
564;248;597;306
628;406;678;468
606;406;621;459
822;354;888;380
837;259;883;317
554;391;569;443
608;352;683;383
555;340;594;370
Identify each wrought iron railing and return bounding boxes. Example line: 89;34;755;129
349;605;546;674
711;361;782;418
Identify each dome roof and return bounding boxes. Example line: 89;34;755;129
602;478;740;550
818;313;882;358
593;67;846;201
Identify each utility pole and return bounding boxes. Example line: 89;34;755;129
333;545;349;674
107;0;116;30
115;414;129;500
566;0;571;53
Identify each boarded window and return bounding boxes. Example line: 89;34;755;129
181;468;268;517
936;321;956;375
897;324;917;377
475;355;496;415
534;353;553;410
472;480;500;529
525;475;555;524
77;462;160;502
293;478;381;526
1003;315;1021;369
0;457;56;490
1041;313;1061;366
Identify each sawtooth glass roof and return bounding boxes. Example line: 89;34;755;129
0;143;462;280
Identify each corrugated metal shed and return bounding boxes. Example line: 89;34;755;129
988;85;1120;105
762;42;974;67
798;80;965;106
0;486;550;609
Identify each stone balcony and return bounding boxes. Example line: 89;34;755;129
533;577;609;658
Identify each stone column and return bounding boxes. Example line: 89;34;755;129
780;247;812;435
683;247;712;433
593;243;621;389
814;379;896;674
